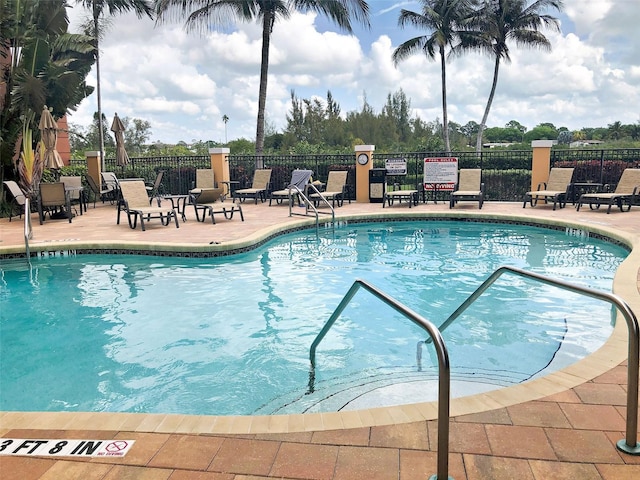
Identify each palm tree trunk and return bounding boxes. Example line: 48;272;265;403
93;9;105;170
439;45;450;154
255;10;273;164
475;56;501;154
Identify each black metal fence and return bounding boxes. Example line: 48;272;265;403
72;148;640;202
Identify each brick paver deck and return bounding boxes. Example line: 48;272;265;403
1;198;639;479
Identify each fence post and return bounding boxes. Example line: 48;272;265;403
85;151;102;187
209;148;231;195
531;140;553;190
355;145;375;203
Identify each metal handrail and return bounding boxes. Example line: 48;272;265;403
428;265;640;455
309;279;452;480
24;197;32;264
287;184;335;235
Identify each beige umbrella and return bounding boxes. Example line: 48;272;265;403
39;106;64;169
111;113;129;167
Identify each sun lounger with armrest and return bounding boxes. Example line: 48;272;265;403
576;168;640;213
523;167;574;210
191;187;244;224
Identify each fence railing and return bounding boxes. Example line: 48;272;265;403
70;148;640;202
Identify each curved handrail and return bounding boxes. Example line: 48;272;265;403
309;279;452;479
428;265;639;455
287;184;335;235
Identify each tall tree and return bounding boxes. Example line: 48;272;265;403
392;0;471;153
76;0;154;167
156;0;370;159
459;0;563;153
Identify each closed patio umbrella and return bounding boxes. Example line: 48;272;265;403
39;106;64;170
111;113;129;167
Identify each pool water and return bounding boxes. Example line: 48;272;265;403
0;221;627;415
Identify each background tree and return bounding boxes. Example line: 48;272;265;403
459;0;563;153
393;0;470;153
156;0;370;159
1;0;95;180
76;0;154;167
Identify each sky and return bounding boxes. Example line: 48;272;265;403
66;0;640;145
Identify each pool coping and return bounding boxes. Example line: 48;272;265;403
1;209;638;435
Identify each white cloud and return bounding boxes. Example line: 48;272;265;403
66;1;640;143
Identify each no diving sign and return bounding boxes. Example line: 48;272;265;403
0;438;135;457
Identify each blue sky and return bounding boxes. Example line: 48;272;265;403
67;0;640;144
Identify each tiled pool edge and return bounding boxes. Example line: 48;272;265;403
1;210;638;435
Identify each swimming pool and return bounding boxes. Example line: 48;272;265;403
0;221;628;416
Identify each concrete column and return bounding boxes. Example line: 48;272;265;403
355;144;375;203
85;151;101;186
209;147;231;193
531;140;553;190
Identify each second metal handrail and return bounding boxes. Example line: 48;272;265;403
428;265;640;455
309;279;452;480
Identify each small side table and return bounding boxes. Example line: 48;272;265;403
569;182;603;205
160;194;189;221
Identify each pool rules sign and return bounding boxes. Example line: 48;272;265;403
0;438;135;457
423;157;458;191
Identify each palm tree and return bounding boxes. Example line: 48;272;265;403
156;0;370;158
459;0;563;153
392;0;471;154
76;0;154;168
222;114;229;143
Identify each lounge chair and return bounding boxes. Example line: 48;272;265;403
383;178;419;208
38;182;72;224
523;167;574;210
146;170;165;200
234;169;272;204
117;180;179;231
309;170;350;207
189;169;216;195
191;187;244;223
85;173;112;207
100;171;120;203
269;169;313;206
450;169;484;209
576;168;640;214
3;180;28;221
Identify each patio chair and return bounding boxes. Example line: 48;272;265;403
450;169;484;209
523;167;574;210
118;180;179;231
269;169;313;206
576;168;640;214
3;180;28;221
146;170;165;200
189;168;216;195
59;175;85;215
38;182;72;224
234;169;272;204
309;170;350;207
191;187;244;224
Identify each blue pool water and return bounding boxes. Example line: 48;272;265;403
0;221;628;415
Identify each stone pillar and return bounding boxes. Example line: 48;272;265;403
86;151;101;186
209;147;231;193
355;144;375;203
531;140;553;190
